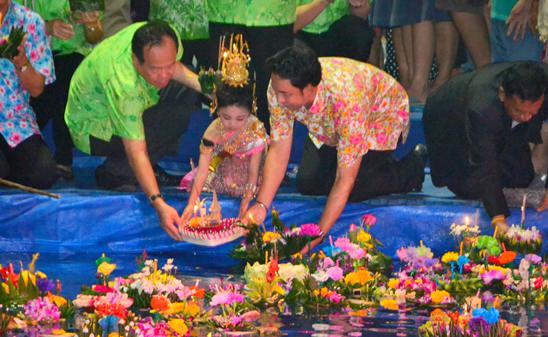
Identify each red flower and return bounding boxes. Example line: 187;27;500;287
266;258;279;283
534;277;543;290
92;285;115;294
0;264;18;286
361;214;377;227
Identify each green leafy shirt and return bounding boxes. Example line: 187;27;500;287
208;0;296;27
149;0;209;40
298;0;349;34
15;0;99;55
65;22;183;154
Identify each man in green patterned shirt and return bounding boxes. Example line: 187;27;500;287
149;0;210;68
65;21;202;240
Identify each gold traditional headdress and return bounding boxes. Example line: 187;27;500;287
209;34;257;115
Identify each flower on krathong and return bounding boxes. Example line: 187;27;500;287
344;269;373;286
24;297;60;323
480;269;506;285
36;277;55;294
210;289;245;307
441;252;459;264
361;214;377;227
262;231;282;244
430;290;451;304
167;318;188;336
97;261;117;278
151;294;171;313
524;254;542;264
299;223;322;237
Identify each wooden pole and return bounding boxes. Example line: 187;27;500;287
0;178;60;199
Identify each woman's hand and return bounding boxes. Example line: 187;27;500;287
239;196;252;219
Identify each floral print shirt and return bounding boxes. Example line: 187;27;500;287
0;1;55;148
208;0;296;27
269;58;409;168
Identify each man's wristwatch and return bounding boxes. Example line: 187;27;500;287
149;193;163;204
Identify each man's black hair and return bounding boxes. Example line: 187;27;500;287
216;81;253;112
499;63;548;101
265;43;321;90
132;21;178;64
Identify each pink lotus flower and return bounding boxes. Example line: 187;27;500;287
300;223;322;237
328;291;344;303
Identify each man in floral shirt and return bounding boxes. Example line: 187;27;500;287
0;0;56;189
243;45;425;248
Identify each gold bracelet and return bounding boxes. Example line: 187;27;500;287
255;200;269;212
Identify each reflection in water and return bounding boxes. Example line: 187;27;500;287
3;252;547;337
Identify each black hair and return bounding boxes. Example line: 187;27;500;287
265;43;321;90
131;21;178;64
499;63;548;101
216;81;253;113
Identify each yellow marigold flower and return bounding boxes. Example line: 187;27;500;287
97;261;116;277
357;230;372;245
107;334;120;337
387;279;399;289
36;271;47;279
262;231;282;244
441;252;459;264
184;302;201;317
404;279;412;287
380;299;399;311
344;269;373;286
430;290;451;304
168;319;188;336
414;278;423;285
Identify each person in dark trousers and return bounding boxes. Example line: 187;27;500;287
243;45;426;251
423;62;548;234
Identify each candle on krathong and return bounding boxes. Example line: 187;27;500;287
464;216;470;227
520;194;527;228
460;241;464;256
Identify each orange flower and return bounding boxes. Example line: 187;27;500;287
430;308;448;322
188;217;202;229
190;285;205;299
150;295;171;312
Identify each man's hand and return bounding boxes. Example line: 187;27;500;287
154;199;183;240
299;236;324;255
492;215;509;236
537;190;548;212
11;35;29;70
180;204;194;224
507;0;533;41
46;20;75;40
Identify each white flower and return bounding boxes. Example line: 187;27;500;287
311;270;329;283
